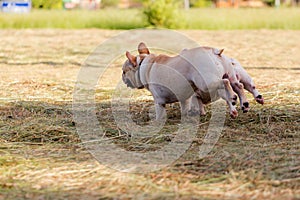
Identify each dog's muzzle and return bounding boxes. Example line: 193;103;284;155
124;78;135;88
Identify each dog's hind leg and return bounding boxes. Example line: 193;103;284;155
188;94;206;116
191;78;237;118
197;97;206;116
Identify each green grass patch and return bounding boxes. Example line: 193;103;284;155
0;9;146;29
185;8;300;30
0;8;300;29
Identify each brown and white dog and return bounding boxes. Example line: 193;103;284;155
181;47;250;114
188;51;264;116
122;42;239;120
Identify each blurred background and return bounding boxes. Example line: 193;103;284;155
0;0;299;29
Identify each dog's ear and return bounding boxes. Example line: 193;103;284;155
126;51;137;67
138;42;150;55
214;48;224;56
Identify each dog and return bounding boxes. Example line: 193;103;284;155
188;52;264;116
181;47;250;114
231;58;264;105
122;42;238;120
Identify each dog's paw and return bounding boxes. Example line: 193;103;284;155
255;95;264;105
230;110;238;119
241;102;250;113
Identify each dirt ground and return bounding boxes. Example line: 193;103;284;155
0;29;299;101
0;30;299;199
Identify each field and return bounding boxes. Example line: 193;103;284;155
1;8;300;29
0;29;299;199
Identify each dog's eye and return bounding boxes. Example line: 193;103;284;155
252;86;256;89
122;71;126;75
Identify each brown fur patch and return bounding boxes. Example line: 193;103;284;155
152;55;172;65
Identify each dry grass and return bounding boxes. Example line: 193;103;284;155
0;30;299;199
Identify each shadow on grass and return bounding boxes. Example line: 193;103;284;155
0;100;299;178
0;100;299;199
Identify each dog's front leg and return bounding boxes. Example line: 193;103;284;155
180;99;190;116
155;103;166;120
197;98;206;116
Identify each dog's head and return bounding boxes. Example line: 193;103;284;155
122;42;150;89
